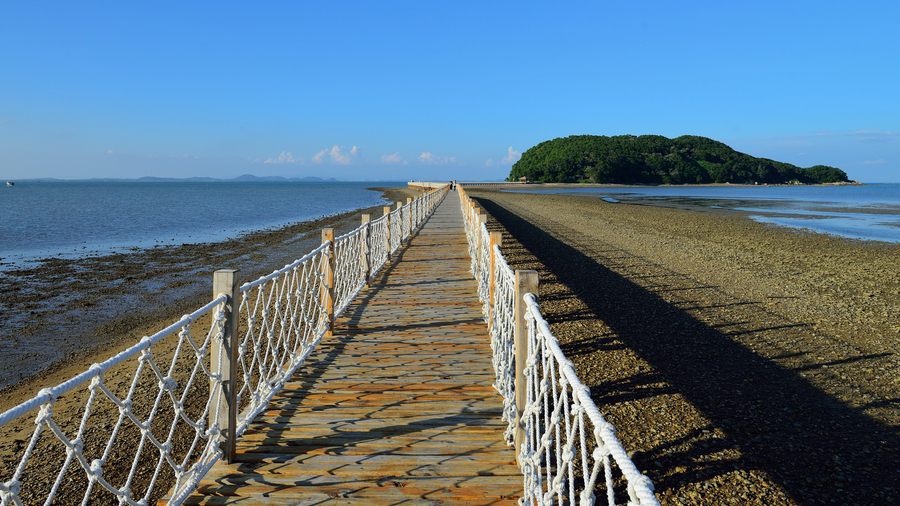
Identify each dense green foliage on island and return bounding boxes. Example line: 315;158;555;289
508;135;850;185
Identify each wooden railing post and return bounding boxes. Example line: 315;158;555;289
211;268;240;464
406;197;413;236
476;211;486;271
488;232;502;322
383;206;392;258
361;214;371;286
514;269;539;464
321;228;335;337
473;206;482;256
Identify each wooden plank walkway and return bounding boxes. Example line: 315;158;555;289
179;191;522;505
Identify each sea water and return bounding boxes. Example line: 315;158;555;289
0;181;404;266
505;184;900;243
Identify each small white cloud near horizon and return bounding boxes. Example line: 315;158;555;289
418;152;457;165
313;145;359;164
485;159;494;167
264;151;302;164
501;147;521;165
382;152;408;164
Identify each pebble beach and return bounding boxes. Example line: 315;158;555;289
468;187;900;505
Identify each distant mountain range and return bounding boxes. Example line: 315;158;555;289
10;174;354;183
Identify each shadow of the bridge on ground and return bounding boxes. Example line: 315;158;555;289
474;195;899;505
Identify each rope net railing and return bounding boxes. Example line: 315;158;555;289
0;185;449;506
233;244;330;440
368;213;390;278
458;187;660;506
389;207;403;255
0;297;228;506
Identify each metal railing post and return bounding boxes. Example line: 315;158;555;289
211;268;240;464
514;269;539;464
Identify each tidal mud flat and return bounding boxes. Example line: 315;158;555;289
0;186;423;505
468;188;900;506
0;186;420;401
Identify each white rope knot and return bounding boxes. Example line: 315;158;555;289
2;479;20;496
160;377;178;392
117;486;132;506
593;443;611;460
562;446;575;464
580;489;596;504
139;348;153;363
88;458;104;481
67;437;84;456
571;402;586;417
36;403;54;424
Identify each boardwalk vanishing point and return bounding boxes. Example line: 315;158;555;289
174;190;523;505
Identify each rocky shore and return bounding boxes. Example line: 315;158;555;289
0;186;420;506
467;188;900;506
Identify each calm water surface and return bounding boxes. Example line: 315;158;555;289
506;184;900;243
0;181;403;266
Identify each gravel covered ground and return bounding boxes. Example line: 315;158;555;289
0;187;420;506
468;187;900;506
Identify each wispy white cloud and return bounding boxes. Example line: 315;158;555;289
331;145;357;164
485;159;494;167
313;145;358;164
418;152;457;164
264;151;302;164
860;159;887;165
382;152;406;164
501;146;521;165
0;119;10;124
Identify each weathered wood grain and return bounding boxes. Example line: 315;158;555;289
166;191;521;505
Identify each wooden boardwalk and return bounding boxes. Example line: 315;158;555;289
180;191;522;505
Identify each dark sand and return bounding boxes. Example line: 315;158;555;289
467;187;900;506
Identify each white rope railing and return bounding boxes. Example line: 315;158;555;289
1;185;449;506
457;187;660;506
0;297;228;506
234;243;330;440
389;207;402;255
368;213;390;278
490;246;517;446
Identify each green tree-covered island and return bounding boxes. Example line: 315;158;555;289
508;135;850;185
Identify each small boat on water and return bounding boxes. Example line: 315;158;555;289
5;182;13;186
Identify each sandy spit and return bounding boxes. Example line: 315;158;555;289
468;187;900;506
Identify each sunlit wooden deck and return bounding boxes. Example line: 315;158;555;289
179;191;522;505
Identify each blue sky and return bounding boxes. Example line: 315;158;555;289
2;1;898;182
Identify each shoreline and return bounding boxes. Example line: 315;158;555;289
0;186;420;403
